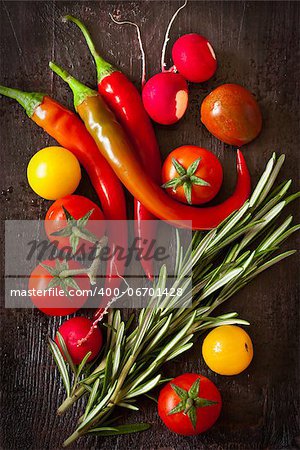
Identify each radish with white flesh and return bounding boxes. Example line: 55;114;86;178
172;33;217;82
142;72;188;125
55;317;103;365
142;1;188;125
110;1;188;125
111;2;189;125
109;14;188;126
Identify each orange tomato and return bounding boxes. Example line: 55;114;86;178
202;325;253;375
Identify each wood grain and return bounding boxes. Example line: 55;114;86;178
0;1;299;449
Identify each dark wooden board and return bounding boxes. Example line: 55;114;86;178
0;1;299;449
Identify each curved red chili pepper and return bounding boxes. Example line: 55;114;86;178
0;86;127;314
50;63;251;230
65;16;161;281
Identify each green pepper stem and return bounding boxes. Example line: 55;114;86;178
64;15;115;83
49;61;97;109
0;85;44;117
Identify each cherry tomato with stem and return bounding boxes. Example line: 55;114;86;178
28;259;90;316
45;195;105;254
162;146;223;205
158;373;222;435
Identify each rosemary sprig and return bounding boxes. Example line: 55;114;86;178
48;335;93;399
50;154;299;447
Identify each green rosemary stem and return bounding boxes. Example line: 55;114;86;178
57;356;107;415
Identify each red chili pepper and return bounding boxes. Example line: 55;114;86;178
50;63;251;230
0;85;127;315
65;16;161;281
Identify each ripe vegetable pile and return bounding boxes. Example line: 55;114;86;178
51;154;299;446
0;1;299;447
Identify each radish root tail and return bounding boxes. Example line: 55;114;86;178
109;13;146;87
76;265;130;347
161;0;188;72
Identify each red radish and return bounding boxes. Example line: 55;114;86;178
55;316;103;365
172;33;217;83
142;73;188;125
130;0;188;125
110;2;189;125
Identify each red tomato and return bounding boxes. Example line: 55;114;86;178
45;195;105;251
201;83;262;146
162;146;223;205
28;259;90;316
158;373;222;435
55;317;103;365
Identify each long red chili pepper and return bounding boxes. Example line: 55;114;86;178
65;15;161;281
50;63;251;230
0;85;127;315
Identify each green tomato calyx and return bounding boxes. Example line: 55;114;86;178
167;378;218;429
162;157;211;204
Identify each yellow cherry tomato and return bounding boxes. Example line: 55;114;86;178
202;325;253;375
27;146;81;200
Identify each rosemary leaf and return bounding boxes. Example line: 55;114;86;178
76;352;92;380
78;382;117;431
125;374;161;399
56;332;77;374
83;378;100;421
256;154;285;206
118;402;139;411
248;250;296;278
88;423;151;435
165;342;194;361
112;322;125;378
99;350;113;401
48;338;71;397
250;153;276;207
200;268;244;300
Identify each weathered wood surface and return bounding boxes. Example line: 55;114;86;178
0;1;299;449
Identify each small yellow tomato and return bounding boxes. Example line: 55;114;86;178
202;325;253;375
27;146;81;200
